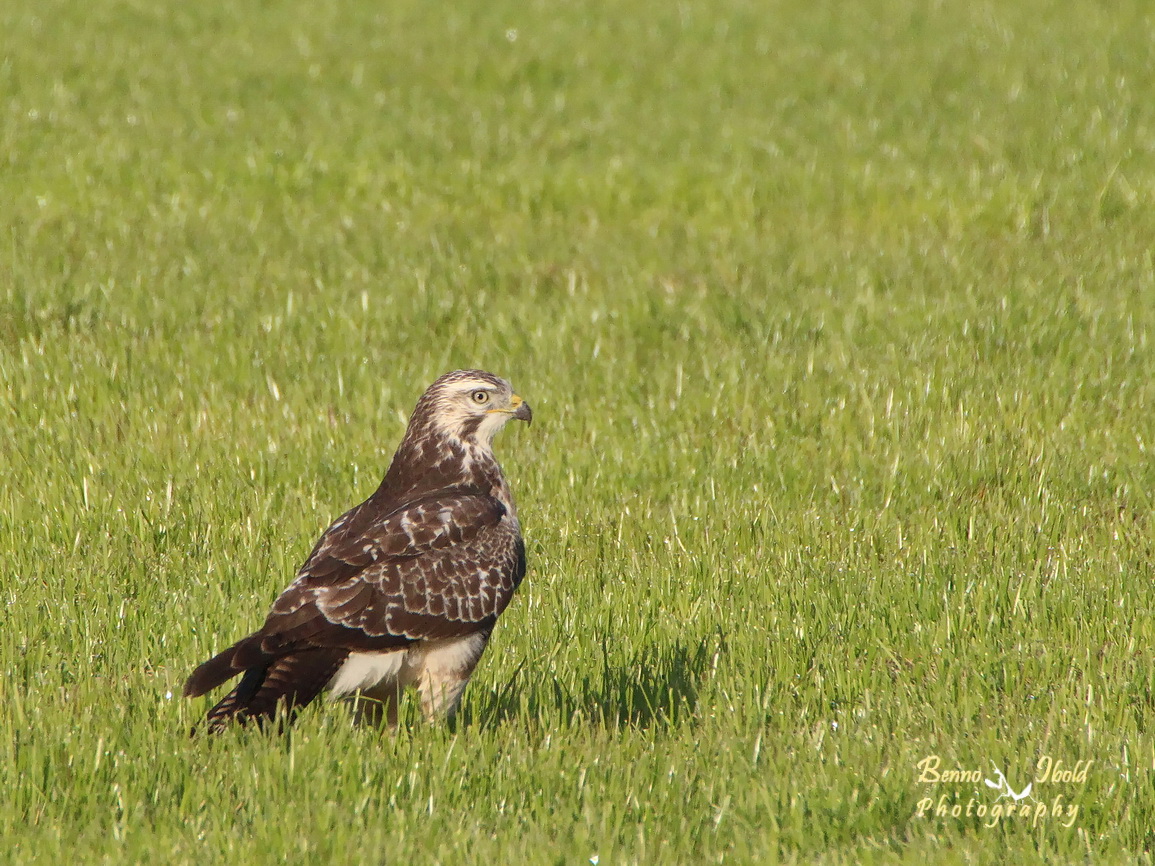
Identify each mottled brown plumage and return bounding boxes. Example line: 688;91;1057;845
185;370;531;732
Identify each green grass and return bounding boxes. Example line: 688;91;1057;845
2;0;1154;861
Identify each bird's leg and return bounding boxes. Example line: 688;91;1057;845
417;670;472;722
413;632;490;722
352;684;401;728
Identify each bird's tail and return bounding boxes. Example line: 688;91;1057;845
185;640;349;733
184;636;264;699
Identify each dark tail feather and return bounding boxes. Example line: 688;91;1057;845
184;637;262;699
199;648;349;733
201;665;267;732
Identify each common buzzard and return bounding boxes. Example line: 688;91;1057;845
184;369;531;731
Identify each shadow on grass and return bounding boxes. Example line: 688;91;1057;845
469;630;726;730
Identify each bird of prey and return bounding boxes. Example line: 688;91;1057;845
184;369;532;732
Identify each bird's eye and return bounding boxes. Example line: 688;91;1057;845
471;390;490;404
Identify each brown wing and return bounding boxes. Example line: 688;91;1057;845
184;490;526;701
268;490;525;643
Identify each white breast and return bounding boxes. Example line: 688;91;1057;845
326;633;490;704
327;650;406;697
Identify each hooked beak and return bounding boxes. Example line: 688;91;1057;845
509;393;533;425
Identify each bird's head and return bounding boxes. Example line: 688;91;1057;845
414;369;532;450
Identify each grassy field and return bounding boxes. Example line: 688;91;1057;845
2;0;1154;861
